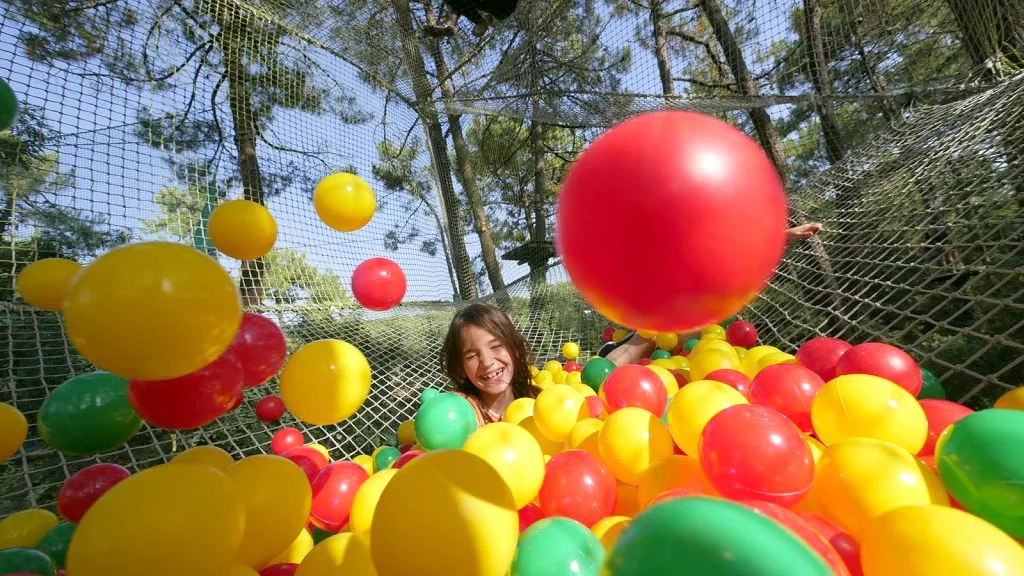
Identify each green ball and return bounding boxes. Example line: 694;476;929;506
0;77;19;132
311;526;334;544
683;339;700;352
605;497;831;576
414;392;477;450
373;446;401;471
917;368;945;400
581;357;616;392
650;349;671;361
35;522;75;568
936;408;1024;539
0;548;57;576
512;517;604;576
38;372;143;455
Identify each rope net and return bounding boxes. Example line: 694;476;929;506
1;0;1022;515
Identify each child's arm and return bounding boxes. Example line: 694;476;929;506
785;222;822;242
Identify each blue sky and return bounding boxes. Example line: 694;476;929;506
0;0;799;304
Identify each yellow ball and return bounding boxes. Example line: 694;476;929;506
396;420;416;445
297;533;376;576
349;468;397;535
534;370;554;385
66;463;246;576
313;173;376;233
569;380;594;398
862;505;1024;576
811;374;928;454
637;330;656;340
636;455;715;508
544;360;564;373
170;446;234;471
688;349;740;381
654;333;678;351
370;450;517;576
307;444;331;461
667;380;748;456
591;516;630;552
562;342;580;361
613;480;640;517
280;340;372;425
757;351;796;372
62;242;242;381
352;454;374;476
529;365;539;377
553;370;568;385
670;356;689;370
815;438;948;539
0;508;58;548
700;325;725;339
15;258;81;311
268;527;314;565
646;365;679;398
463;422;545;509
208;199;277;260
611;329;628;342
517;416;563;456
226;455;312;568
598;407;674;485
533;385;588;443
225;564;260;576
503;398;535;425
566;372;585;388
740;345;781;377
692;338;739;359
0;402;27;464
995;386;1024;410
732;346;747;359
567;418;604;458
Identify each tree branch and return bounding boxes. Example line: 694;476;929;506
672;76;736;89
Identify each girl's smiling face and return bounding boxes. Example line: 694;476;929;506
459;324;514;397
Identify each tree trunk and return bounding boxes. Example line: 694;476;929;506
803;0;844;164
0;181;15;242
528;105;549;290
218;5;267;309
391;0;478;300
651;0;675;96
947;0;1024;75
423;196;461;301
423;26;508;302
837;0;899;122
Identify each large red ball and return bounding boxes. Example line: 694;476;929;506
795;337;852;382
58;463;131;523
538;450;617;527
835;342;922;395
310;461;369;531
556;111;788;333
256;395;286;422
127;352;243;430
600;364;668;416
748;364;825;432
918;399;974;456
726;320;758;348
225;312;288;388
272;427;305;455
351;257;407;311
699;404;814;507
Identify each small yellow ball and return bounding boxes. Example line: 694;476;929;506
208;199;278;260
561;342;580;361
15;258;81;311
313;173;376;232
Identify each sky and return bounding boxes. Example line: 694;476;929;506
0;0;800;305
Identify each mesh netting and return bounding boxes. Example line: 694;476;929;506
1;0;1022;515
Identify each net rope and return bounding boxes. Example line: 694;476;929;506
1;0;1022;513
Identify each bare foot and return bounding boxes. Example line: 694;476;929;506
423;24;456;37
786;222;823;242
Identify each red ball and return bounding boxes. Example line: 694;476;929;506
226;390;244;412
351;257;407;311
726;320;758;348
704;369;751;398
272;427;305;455
800;513;863;576
398;443;413;454
699;404;814;507
585;395;608;419
256;395;286;422
748;364;825;432
538;450;616;527
127;352;243;430
669;369;689;388
260;564;299;576
556;111;788;333
795;337;852;382
310;461;369;531
835;342;922;395
600;364;668;416
564;361;582;372
518;503;545;533
918;399;974;456
744;501;851;576
601;327;616;342
283;445;329;484
58;463;131;523
391;449;423;469
225;312;288;389
637;358;652;366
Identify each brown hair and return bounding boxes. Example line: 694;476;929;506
440;302;539;418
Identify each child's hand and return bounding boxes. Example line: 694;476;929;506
786;222;823;242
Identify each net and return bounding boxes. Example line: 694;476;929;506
1;0;1022;514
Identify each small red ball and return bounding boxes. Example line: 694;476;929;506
256;395;286;422
260;564;299;576
835;342;922;395
392;450;424;469
601;327;616;342
351;257;407;311
704;368;752;398
518;503;545;533
564;361;583;372
58;463;131;523
795;337;852;382
725;320;758;348
271;427;305;455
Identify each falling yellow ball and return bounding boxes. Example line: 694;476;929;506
279;340;372;425
0;402;27;464
208;199;278;260
15;258;81;311
561;342;580;360
313;173;376;232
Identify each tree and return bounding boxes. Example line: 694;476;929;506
12;0;370;307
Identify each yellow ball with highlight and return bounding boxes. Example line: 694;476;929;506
15;258;81;311
562;342;580;360
313;173;376;232
279;340;372;426
208;199;277;260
